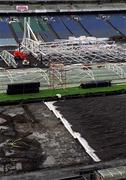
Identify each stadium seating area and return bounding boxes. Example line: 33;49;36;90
79;15;120;37
108;14;126;36
0;20;17;46
0;13;126;46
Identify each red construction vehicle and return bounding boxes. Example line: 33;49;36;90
13;50;29;65
13;50;28;61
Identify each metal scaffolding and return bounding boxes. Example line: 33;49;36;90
49;63;66;88
21;37;126;66
6;19;123;89
0;50;17;68
105;63;126;79
21;19;126;68
0;68;50;86
0;63;126;92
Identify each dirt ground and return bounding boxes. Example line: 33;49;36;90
54;94;126;162
1;95;126;179
0;102;92;177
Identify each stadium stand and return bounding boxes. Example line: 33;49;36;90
49;16;72;39
0;21;13;38
19;17;58;42
26;17;44;41
108;14;126;36
38;17;58;41
0;13;125;44
79;15;121;38
61;15;89;37
10;21;23;43
0;21;17;46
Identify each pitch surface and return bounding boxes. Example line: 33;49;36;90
54;94;126;161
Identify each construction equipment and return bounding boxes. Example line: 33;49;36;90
13;50;29;65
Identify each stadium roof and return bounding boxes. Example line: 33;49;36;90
0;2;126;14
0;0;124;14
0;0;123;2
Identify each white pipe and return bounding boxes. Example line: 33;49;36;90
27;23;38;42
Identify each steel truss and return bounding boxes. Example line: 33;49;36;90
0;62;126;92
49;63;66;88
0;50;17;68
65;64;95;82
105;63;126;79
0;68;50;86
0;64;97;91
21;38;126;66
19;20;126;87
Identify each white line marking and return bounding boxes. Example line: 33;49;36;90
44;101;101;162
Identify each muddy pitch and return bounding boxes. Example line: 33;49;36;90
54;94;126;162
0;102;91;176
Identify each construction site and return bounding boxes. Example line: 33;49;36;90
1;0;126;180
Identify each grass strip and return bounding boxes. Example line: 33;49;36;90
0;84;126;102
